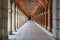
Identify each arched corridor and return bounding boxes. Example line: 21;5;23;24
0;0;60;40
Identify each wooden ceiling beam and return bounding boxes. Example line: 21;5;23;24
45;0;49;4
42;0;49;11
32;1;45;16
14;0;30;16
37;0;45;8
37;1;45;11
31;0;44;16
31;5;39;16
36;0;45;11
19;2;30;15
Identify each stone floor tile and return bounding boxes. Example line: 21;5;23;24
14;21;52;40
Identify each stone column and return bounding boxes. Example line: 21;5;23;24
45;12;46;29
49;0;52;32
40;14;42;26
16;7;18;29
46;12;48;29
18;14;19;28
42;12;44;27
17;9;20;28
43;12;45;27
47;0;52;32
45;5;47;29
0;0;8;40
18;14;20;28
16;6;17;30
52;0;60;40
19;15;21;27
25;16;28;22
9;0;13;35
48;8;50;31
45;12;47;29
47;7;50;31
14;4;16;31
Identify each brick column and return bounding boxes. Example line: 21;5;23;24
52;0;60;40
0;0;8;40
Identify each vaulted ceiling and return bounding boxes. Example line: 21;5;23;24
14;0;52;17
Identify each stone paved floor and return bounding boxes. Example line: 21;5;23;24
15;21;52;40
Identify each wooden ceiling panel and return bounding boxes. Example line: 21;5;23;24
14;0;50;17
